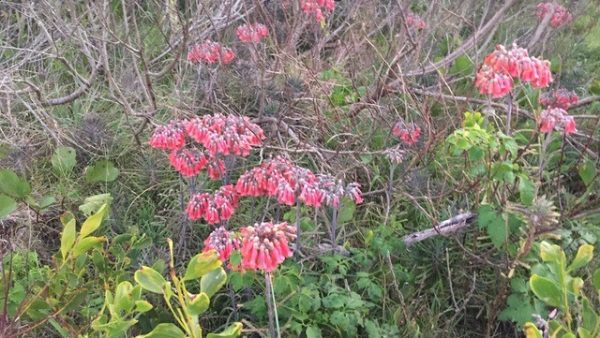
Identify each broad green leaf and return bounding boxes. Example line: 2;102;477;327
186;292;210;316
206;322;242;338
0;194;17;218
37;195;56;209
581;298;598;333
518;175;536;206
306;326;323;338
592;268;600;291
568;244;594;272
0;169;31;199
135;300;153;313
201;267;227;297
529;274;562;308
85;160;120;183
114;282;135;313
72;236;106;258
51;146;76;175
523;322;542;338
184;250;222;281
79;193;113;216
136;323;186;338
539;241;565;268
135;266;167;294
578;158;597;186
60;217;76;260
337;198;355;224
80;203;108;239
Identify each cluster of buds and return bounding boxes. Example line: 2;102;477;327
406;12;427;30
185;114;265;157
240;222;296;272
475;44;552;97
187;40;235;65
300;0;335;22
186;185;239;224
236;157;363;208
203;226;240;261
236;23;269;43
539;108;576;135
539;89;578;110
392;121;422;146
384;147;406;164
536;2;573;28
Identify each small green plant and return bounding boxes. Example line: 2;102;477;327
524;241;600;338
93;239;242;338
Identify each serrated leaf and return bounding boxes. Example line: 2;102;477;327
518;175;536;205
51;146;76;175
206;322;242;338
529;274;562;308
135;266;167;294
184;250;221;281
80;203;108;239
85;160;119;183
568;244;594;272
0;169;31;199
306;326;322;338
60;217;76;260
0;194;17;218
201;267;227;297
136;323;186;338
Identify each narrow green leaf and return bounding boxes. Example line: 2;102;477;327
0;194;17;218
60;217;77;260
134;266;167;294
80;203;108;239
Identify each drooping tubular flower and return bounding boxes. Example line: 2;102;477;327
539;89;578;110
539;108;576;134
240;222;296;272
392;121;422;145
301;0;335;22
536;2;573;28
187;40;235;65
519;57;552;88
406;12;427;30
236;23;269;43
186;184;239;224
203;226;240;261
149;121;186;150
207;158;226;180
185;114;265;157
168;148;208;177
475;65;514;98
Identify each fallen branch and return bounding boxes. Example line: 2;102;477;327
401;212;476;247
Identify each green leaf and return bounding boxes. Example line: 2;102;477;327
135;300;153;313
206;322;243;338
337;198;355;224
529;274;562;308
581;298;598;333
0;169;31;199
60;216;77;260
568;244;594;272
523;323;542;338
0;194;17;218
37;195;56;209
578;158;597;186
51;146;76;175
201;267;227;298
85;160;120;183
478;206;507;248
80;203;108;239
186;292;210;316
518;175;536;205
539;241;566;269
589;80;600;95
72;236;106;258
135;266;167;294
136;323;186;338
183;250;222;281
449;54;473;76
79;194;113;217
592;268;600;291
114;282;135;313
306;326;323;338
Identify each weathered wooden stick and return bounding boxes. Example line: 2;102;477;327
401;212;476;247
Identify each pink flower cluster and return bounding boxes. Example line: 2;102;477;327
240;222;296;272
236;157;363;208
186;185;239;224
301;0;335;22
475;44;552;97
539;89;578;110
539;108;576;135
406;13;426;30
187;40;235;65
203;226;240;261
392;121;421;146
168;148;208;177
536;2;573;28
149;121;186;150
236;23;269;43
